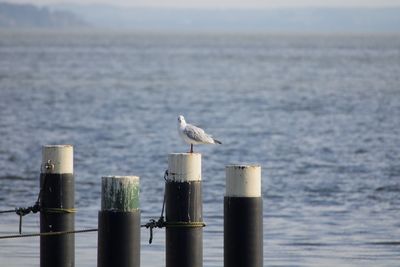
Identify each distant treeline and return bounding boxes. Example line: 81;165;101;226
56;4;400;33
0;2;87;28
1;2;400;32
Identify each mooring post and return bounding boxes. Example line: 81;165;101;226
224;165;263;267
98;176;140;267
166;153;203;267
40;145;75;267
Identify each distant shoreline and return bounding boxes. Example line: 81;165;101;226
1;2;400;33
1;28;400;36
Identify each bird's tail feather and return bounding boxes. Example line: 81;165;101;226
213;139;222;144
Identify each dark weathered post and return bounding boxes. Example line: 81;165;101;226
98;176;140;267
40;144;75;267
224;165;263;267
166;153;203;267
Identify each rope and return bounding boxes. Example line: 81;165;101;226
141;170;206;244
0;228;98;240
141;217;166;244
0;209;16;214
141;170;168;244
0;164;76;234
1;167;205;243
165;221;206;228
42;208;77;214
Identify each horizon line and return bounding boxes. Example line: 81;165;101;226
2;1;400;9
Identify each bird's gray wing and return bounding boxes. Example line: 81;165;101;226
184;124;211;143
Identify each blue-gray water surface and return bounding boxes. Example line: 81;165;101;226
0;31;399;267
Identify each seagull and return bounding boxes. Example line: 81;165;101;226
178;115;222;153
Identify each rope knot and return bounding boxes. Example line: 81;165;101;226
142;216;166;244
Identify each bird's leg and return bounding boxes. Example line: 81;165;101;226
190;144;193;153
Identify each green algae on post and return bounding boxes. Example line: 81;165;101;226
101;176;140;212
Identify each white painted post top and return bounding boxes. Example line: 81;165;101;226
226;165;261;197
42;145;73;174
168;153;201;182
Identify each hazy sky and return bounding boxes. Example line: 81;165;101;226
5;0;400;8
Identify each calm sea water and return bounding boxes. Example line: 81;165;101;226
0;31;399;267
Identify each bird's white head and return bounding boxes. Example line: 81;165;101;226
178;115;186;124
